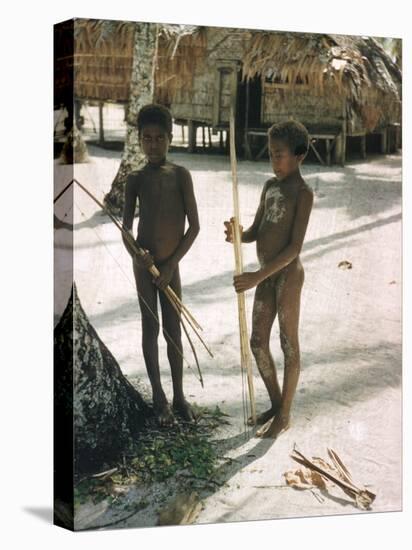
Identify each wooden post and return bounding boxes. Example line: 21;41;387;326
334;100;347;166
334;132;346;166
98;101;105;145
334;134;342;165
188;120;196;153
229;102;256;425
244;78;253;160
74;99;83;130
361;134;366;159
219;130;224;150
341;101;347;167
225;130;229;153
381;127;388;154
326;139;331;166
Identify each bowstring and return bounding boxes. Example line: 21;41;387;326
72;175;204;383
84;176;207;380
73;200;201;383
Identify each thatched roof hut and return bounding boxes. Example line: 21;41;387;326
55;19;133;106
54;19;402;164
156;26;401;163
54;20;205;106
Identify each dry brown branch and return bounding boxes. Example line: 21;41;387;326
287;446;376;510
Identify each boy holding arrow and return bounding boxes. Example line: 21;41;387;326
122;104;200;427
224;120;314;438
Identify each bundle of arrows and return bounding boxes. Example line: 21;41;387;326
54;178;213;387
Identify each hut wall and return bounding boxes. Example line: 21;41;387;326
172;71;214;123
206;27;248;63
346;104;365;135
169;27;249;125
347;98;401;135
214;67;233;124
73;19;134;103
262;83;343;131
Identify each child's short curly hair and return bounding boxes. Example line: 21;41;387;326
268;120;309;156
136;103;173;136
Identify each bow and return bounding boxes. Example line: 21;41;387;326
54;177;213;387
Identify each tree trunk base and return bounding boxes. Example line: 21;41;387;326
54;282;150;477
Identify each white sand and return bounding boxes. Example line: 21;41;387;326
55;146;401;526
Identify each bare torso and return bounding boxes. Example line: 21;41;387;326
133;160;186;263
256;174;309;271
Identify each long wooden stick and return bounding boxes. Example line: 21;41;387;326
229;102;256;425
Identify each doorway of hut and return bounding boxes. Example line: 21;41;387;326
236;74;262;158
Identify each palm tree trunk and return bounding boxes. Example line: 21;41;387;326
54;283;149;477
104;22;158;215
54;282;150;528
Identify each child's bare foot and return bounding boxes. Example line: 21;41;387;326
173;399;196;422
247;402;281;426
154;402;176;427
255;413;290;438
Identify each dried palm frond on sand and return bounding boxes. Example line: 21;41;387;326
284;445;376;510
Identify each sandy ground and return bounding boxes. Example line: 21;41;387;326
54;145;402;527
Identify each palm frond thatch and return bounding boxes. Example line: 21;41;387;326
55;20;401;132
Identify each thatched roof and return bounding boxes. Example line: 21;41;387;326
240;31;402;131
154;25;207;105
242;32;401;123
54;19;401;131
161;28;402;101
54;19;206;105
159;27;402;130
74;19;134;103
242;32;401;93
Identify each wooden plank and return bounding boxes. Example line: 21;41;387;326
310;133;340;139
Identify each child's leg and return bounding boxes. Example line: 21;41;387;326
257;260;304;438
133;261;174;426
249;277;283;425
158;266;195;422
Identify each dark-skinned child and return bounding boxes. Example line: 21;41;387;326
122;104;200;427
